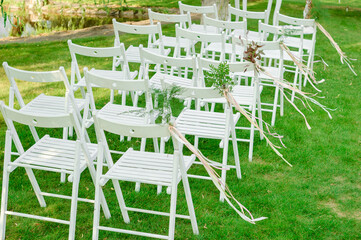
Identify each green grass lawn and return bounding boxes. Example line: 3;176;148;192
0;0;361;239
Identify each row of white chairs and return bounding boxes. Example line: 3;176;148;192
0;2;317;239
0;57;263;239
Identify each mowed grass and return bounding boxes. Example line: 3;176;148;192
0;0;361;239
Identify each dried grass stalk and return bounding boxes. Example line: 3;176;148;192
315;22;357;76
223;90;293;167
169;125;267;223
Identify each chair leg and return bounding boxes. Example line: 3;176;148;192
68;142;82;240
291;67;299;102
194;136;199;149
28;126;39;142
92;167;102;240
231;127;241;179
219;136;229;202
168;173;179;240
0;164;10;239
280;88;284;117
257;96;264;141
24;168;46;207
271;86;280;126
179;159;198;235
112;180;130;223
248;108;256;162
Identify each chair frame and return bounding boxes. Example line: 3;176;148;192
171;84;241;201
0;101;110;239
3;62;85;141
92;114;199;239
175;24;227;61
68;39;135;103
140;45;199;90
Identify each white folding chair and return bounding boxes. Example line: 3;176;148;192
171;85;241;202
84;68;157;148
234;0;274;24
202;14;246;58
228;5;268;41
139;45;198;90
3;62;86;140
68;40;138;104
274;12;317;87
175;24;227;61
232;37;285;126
258;21;306;101
197;58;263;162
0;101;110;239
113;19;170;64
178;1;219;34
148;9;191;50
92;115;199;240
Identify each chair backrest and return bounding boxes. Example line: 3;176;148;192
94;113;171;139
228;61;256;73
275;12;316;29
0;99;92;166
3;62;75;110
273;12;316;51
202;14;247;36
84;68;151;112
175;25;226;60
139;45;198;85
235;0;273;23
148;9;191;29
0;100;75;129
258;21;305;42
228;5;268;24
67;40;130;87
175;85;222;100
197;57;226;86
179;1;218;20
113;19;163;49
163;81;224;111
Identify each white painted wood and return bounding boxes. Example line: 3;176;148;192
113;20;170;64
0;102;110;240
140;45;198;89
175;25;227;60
2;63;85;141
148;10;192;49
274;12;317;87
92;115;198;239
228;4;268;41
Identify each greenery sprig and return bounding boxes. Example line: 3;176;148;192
152;85;182;123
203;62;235;94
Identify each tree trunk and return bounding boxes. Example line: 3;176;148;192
303;0;313;19
202;0;229;20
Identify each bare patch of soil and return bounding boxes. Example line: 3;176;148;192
0;19;155;44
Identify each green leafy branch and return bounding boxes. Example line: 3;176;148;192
203;62;235;94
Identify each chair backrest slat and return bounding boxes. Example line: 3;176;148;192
140;46;196;69
275;12;316;27
203;14;247;32
148;9;191;28
113;19;161;35
85;70;148;92
68;41;124;58
228;5;267;22
3;62;65;83
179;1;218;18
0;101;74;128
94;114;170;138
176;25;225;43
